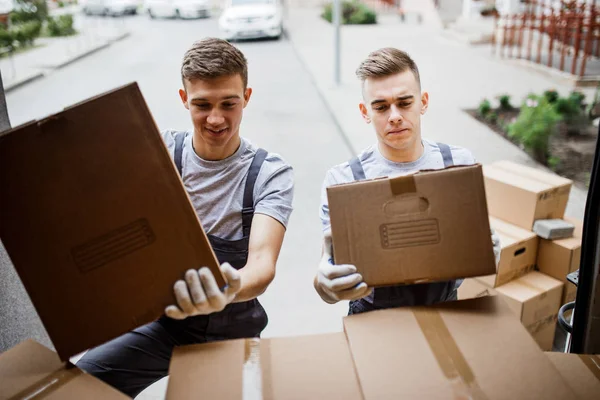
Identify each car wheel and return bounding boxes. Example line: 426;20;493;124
175;9;181;19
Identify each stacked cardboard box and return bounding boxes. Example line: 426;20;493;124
473;160;581;350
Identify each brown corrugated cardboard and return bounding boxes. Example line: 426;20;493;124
0;83;223;360
167;333;363;400
457;278;497;300
0;340;130;399
343;296;574;399
478;217;538;288
538;217;582;305
327;165;495;286
483;161;572;230
494;271;563;350
546;352;600;400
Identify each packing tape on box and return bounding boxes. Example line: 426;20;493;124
389;174;417;195
8;364;82;400
579;355;600;383
244;338;263;400
511;278;546;294
414;309;488;400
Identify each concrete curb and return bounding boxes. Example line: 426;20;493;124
4;32;131;93
4;72;46;93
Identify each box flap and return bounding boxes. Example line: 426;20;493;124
343;296;574;399
495;271;563;302
546;353;600;400
0;340;129;400
490;217;537;243
0;83;223;359
483;165;553;194
492;161;572;188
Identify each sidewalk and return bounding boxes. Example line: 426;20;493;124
285;5;591;220
0;10;130;92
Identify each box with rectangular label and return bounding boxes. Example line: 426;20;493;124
167;333;363;400
546;352;600;400
327;165;496;286
494;271;563;350
538;217;582;305
0;340;129;400
0;83;223;360
477;217;538;288
483;161;572;230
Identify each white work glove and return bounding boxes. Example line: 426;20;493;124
315;256;372;304
491;228;501;267
165;263;241;320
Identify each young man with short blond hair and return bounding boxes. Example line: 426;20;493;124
314;47;499;314
77;38;294;397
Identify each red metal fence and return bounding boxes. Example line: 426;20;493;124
492;0;600;77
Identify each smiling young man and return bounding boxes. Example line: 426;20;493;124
76;38;294;397
314;47;499;314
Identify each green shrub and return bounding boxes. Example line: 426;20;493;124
0;28;14;50
554;96;581;119
508;96;562;162
321;1;377;25
498;94;512;110
12;20;41;47
486;111;498;124
46;14;76;37
10;0;48;24
543;89;559;103
478;99;491;117
568;90;585;107
548;156;561;171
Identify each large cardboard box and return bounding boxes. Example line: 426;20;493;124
327;165;496;286
167;333;363;400
477;217;538;288
546;352;600;400
457;278;497;300
493;271;563;350
538;217;582;305
483;161;572;230
0;83;223;360
0;340;129;399
343;296;574;399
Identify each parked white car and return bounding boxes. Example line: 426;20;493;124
218;0;283;41
145;0;210;19
82;0;140;16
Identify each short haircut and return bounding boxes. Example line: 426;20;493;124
181;38;248;88
355;47;420;87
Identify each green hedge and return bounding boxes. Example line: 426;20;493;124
322;1;377;25
46;14;76;37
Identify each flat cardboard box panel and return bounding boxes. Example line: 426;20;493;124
546;352;600;400
532;315;557;351
0;83;222;359
0;340;129;399
457;278;497;300
343;296;574;399
494;271;563;330
327;165;495;286
538;217;582;305
483;161;571;230
478;217;538;287
167;333;362;400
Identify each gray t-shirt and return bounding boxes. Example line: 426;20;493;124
162;130;294;240
320;139;476;308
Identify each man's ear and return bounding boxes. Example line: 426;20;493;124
420;91;429;115
179;88;189;110
243;87;253;108
359;102;371;123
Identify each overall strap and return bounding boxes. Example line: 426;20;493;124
437;142;454;168
348;156;366;181
242;148;268;237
